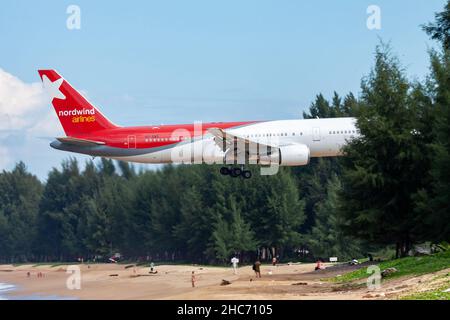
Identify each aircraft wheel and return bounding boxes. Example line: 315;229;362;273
231;167;242;177
242;170;252;179
220;167;230;175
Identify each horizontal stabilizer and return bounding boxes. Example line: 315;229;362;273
56;137;105;147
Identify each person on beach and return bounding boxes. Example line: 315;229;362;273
231;256;239;275
253;260;261;278
191;271;196;287
315;259;325;270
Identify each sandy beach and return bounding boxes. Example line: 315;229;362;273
1;262;447;300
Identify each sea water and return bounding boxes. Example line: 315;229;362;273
0;282;77;300
0;283;16;300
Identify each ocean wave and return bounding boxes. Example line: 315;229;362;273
0;283;16;292
0;283;77;300
0;283;16;300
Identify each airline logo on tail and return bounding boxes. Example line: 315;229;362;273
42;76;66;100
38;69;117;136
42;73;96;124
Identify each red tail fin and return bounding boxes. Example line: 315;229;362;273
38;70;118;136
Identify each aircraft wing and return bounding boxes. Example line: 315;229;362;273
207;127;276;154
56;137;106;147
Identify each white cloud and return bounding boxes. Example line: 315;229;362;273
28;110;63;137
0;68;67;173
0;68;47;131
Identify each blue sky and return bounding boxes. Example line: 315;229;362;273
0;0;445;179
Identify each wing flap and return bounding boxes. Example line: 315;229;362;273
207;127;276;154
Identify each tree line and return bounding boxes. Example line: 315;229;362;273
0;2;449;263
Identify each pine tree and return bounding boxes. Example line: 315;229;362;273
422;1;450;50
0;162;42;262
338;44;430;257
425;51;450;242
173;186;212;261
36;159;90;260
309;175;363;260
211;214;232;263
417;3;450;242
229;199;258;254
255;169;306;258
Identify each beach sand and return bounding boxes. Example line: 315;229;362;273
1;262;447;300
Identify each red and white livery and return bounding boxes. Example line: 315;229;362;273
39;70;359;178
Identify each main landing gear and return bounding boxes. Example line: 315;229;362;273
220;166;252;179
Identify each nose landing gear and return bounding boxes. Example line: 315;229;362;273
220;166;252;179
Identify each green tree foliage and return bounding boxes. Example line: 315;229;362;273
415;2;450;242
303;92;359;119
422;0;450;50
211;214;232;262
308;175;363;260
338;44;433;257
425;50;450;241
210;196;258;263
0;162;42;262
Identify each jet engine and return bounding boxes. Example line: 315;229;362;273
259;144;310;166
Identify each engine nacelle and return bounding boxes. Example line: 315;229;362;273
258;144;310;166
279;144;310;166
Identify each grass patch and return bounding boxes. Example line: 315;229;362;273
401;282;450;300
331;250;450;283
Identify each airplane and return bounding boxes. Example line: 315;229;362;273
39;69;360;178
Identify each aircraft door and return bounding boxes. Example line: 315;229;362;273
128;135;136;148
312;127;321;141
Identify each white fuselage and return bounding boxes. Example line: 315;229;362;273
112;117;359;165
